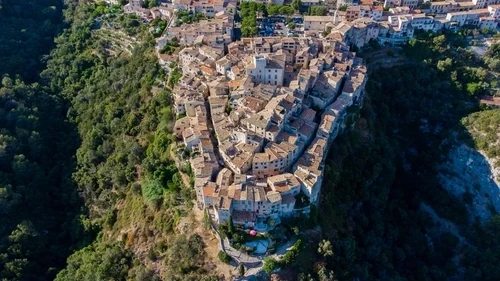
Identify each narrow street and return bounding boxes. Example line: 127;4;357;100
204;100;225;167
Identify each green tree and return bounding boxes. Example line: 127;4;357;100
263;257;279;274
318;240;334;258
437;58;453;72
55;242;133;281
466;82;482;96
291;0;302;11
238;264;245;276
218;251;231;263
432;34;447;53
141;179;164;206
309;6;327;16
146;0;158;8
268;4;280;15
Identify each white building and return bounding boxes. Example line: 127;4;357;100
401;0;420;8
246;55;285;86
473;0;500;9
488;4;500;19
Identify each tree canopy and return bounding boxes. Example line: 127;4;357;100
0;0;63;82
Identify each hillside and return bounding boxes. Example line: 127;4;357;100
462;109;500;179
0;1;86;281
41;2;222;281
1;1;500;281
0;0;220;280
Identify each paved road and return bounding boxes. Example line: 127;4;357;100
222;237;261;264
222;234;299;279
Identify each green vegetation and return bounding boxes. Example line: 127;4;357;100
160;37;180;55
263;239;304;274
163;234;219;280
317;239;334;258
0;1;93;280
0;0;63;82
405;32;496;97
462;109;500;170
263;257;279;274
311;64;471;279
0;79;87;281
175;11;207;26
91;1;113;17
168;63;183;88
145;0;159;9
218;251;231;263
461;215;500;280
44;0;206;278
267;4;295;16
54;242;134;281
280;239;303;265
3;0;500;280
238;264;245;276
484;42;500;72
43;11;172;216
308;6;327;16
338;5;349;12
0;0;214;280
151;18;168;37
240;2;266;37
240;1;300;36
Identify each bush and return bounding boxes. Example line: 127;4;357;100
147;248;157;261
218;251;231;263
263;257;279;274
141;179;164;206
280;239;302;265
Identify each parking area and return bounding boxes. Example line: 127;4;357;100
256;16;303;37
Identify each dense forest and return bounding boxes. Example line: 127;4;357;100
0;0;64;82
0;1;87;280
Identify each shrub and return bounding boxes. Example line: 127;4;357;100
218;251;231;263
263;257;279;274
238;264;245;276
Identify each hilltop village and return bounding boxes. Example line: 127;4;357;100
107;0;500;229
174;37;366;228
